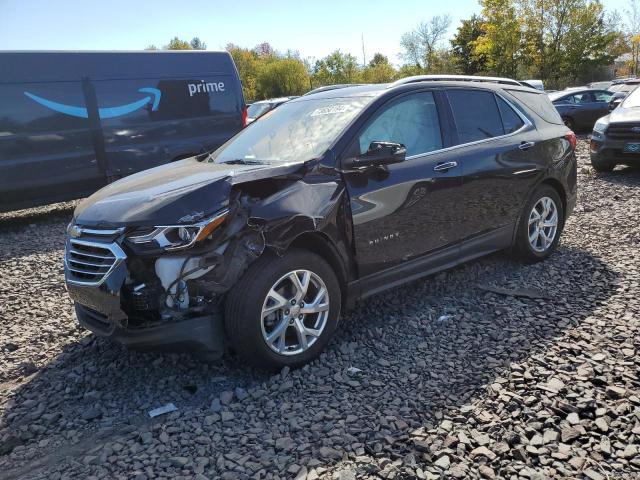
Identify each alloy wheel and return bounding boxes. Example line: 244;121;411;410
528;196;559;253
260;269;330;356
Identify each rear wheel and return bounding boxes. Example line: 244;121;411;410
513;185;564;263
224;249;341;370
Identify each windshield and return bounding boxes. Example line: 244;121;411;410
210;97;369;165
622;86;640;108
247;103;271;119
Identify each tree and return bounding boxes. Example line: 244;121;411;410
164;37;192;50
451;15;487;74
626;0;640;75
312;50;362;86
473;0;522;78
362;53;397;83
256;58;310;97
226;44;261;100
145;45;158;51
400;15;452;71
516;0;625;86
190;37;207;50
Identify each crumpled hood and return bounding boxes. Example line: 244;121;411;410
74;158;306;227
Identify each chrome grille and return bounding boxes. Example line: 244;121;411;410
65;239;126;286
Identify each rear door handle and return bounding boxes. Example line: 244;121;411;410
433;161;458;172
519;141;535;151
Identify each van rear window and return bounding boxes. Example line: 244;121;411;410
505;89;564;125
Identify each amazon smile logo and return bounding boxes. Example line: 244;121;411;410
23;87;161;119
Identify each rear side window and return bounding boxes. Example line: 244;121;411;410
496;96;524;134
506;89;563;125
447;89;503;144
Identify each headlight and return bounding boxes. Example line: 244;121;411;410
593;118;609;134
127;209;228;252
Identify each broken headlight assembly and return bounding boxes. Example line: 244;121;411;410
126;209;229;253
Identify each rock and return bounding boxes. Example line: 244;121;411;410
583;469;604;480
81;408;102;421
605;386;626;399
479;465;496;479
470;446;496;461
566;412;580;425
0;436;22;455
219;391;234;405
275;437;294;451
618;444;637;459
318;447;341;460
542;430;558;444
169;457;189;468
434;455;450;469
594;417;608;432
561;426;581;443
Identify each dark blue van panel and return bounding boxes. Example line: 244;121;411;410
0;51;245;212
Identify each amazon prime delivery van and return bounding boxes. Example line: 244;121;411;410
0;51;246;212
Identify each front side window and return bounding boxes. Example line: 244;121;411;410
571;92;594;104
355;92;443;157
594;91;613;102
448;89;503;144
210;97;369;165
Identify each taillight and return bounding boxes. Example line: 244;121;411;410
565;131;577;151
242;105;248;127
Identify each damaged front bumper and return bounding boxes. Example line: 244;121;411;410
64;235;226;355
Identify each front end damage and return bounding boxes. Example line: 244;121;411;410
64;159;351;357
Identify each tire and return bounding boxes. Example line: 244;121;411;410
224;248;341;370
562;116;575;130
512;184;564;263
591;159;615;173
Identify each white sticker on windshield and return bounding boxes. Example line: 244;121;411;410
310;104;350;116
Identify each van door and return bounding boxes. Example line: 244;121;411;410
0;80;103;210
95;74;243;177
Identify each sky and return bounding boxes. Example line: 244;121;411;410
0;0;630;65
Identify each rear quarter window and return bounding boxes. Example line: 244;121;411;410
506;89;564;125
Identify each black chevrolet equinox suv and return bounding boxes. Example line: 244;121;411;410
64;75;577;369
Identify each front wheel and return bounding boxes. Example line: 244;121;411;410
591;159;615;173
562;116;575;130
224;249;341;370
512;185;564;263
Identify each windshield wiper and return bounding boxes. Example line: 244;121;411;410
219;158;266;165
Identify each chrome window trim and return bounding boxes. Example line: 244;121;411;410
64;239;126;287
403;90;533;162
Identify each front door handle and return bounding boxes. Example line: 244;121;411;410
519;141;535;151
433;161;458;172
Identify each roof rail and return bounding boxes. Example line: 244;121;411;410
388;75;524;88
303;84;365;96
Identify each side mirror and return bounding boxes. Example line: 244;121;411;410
609;99;621;111
342;141;406;169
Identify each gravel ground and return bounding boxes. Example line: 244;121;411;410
0;137;639;480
